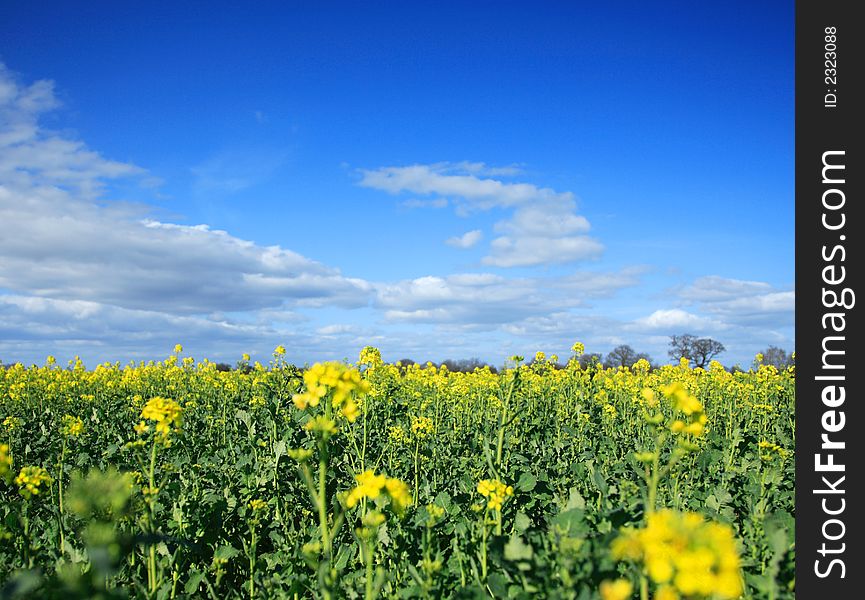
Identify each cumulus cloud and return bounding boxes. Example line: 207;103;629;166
675;276;794;327
679;276;774;302
0;64;372;317
445;229;483;249
633;309;726;332
360;162;602;267
0;65;793;369
374;268;643;327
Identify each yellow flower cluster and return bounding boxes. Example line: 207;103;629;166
611;509;742;599
0;443;12;481
661;382;707;437
476;478;514;511
426;503;445;522
410;415;434;438
758;440;789;462
3;416;22;431
248;498;269;521
304;415;338;437
388;425;408;445
358;346;383;367
292;362;369;422
599;579;633;600
60;414;85;437
345;469;412;513
15;465;54;499
137;396;183;441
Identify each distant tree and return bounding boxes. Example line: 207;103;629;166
395;358;416;367
578;353;603;369
757;346;793;369
668;334;725;368
214;362;232;372
440;358;496;373
603;345;653;369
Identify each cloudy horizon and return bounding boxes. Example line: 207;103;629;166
0;3;793;368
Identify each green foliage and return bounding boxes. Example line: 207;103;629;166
0;354;795;598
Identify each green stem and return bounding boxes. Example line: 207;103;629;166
148;437;159;594
480;511;488;581
58;438;67;551
413;440;420;505
249;526;257;599
318;444;330;557
365;535;375;600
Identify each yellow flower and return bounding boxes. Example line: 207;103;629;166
654;585;679;600
173;344;183;354
293;362;369;422
304;415;338;436
60;414;85;437
15;465;54;499
288;447;314;462
571;342;585;356
248;498;268;517
426;503;445;523
384;477;412;512
610;509;742;599
600;579;633;600
140;396;183;441
3;416;23;431
345;469;412;513
358;346;383;367
411;416;434;438
274;345;286;356
0;444;12;482
476;478;514;511
641;388;658;407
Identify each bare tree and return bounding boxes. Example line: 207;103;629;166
758;346;793;369
603;345;653;369
668;334;725;368
578;353;603;369
439;358;496;373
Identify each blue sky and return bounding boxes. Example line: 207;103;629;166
0;1;793;367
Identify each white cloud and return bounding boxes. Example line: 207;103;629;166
316;324;360;336
484;234;603;267
0;64;372;317
633;309;726;332
679;276;774;302
360;162;602;267
374;268;642;327
359;162;546;209
675;275;794;327
0;65;794;369
445;229;483;249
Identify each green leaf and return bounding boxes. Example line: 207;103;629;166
552;508;587;535
565;487;586;511
514;511;532;533
504;535;533;562
184;571;205;595
214;544;240;561
517;472;537;492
